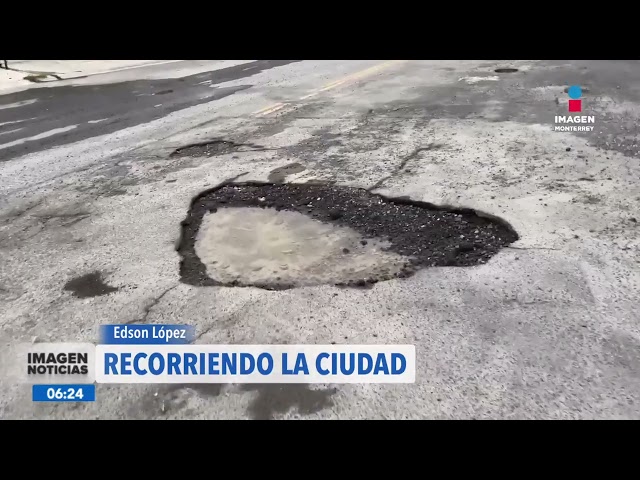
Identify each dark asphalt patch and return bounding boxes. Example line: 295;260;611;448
267;162;306;182
240;384;337;420
177;182;519;289
170;139;267;158
133;383;334;419
64;272;118;298
495;68;519;73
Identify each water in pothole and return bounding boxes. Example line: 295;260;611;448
194;207;409;287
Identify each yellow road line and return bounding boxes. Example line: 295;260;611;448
253;61;404;117
308;60;404;96
253;102;286;115
318;79;348;92
257;104;288;116
319;61;400;89
320;78;350;90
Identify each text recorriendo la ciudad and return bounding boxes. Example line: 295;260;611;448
94;345;416;384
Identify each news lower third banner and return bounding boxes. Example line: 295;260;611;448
20;325;416;385
95;344;415;384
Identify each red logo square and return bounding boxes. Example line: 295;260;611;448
568;99;581;112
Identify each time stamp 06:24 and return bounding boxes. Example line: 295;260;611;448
32;384;96;402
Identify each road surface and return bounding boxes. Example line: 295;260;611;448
1;60;639;419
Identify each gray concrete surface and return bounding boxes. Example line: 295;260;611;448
1;60;639;419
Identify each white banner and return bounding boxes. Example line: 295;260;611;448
95;344;415;384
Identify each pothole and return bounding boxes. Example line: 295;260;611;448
23;73;62;83
494;68;519;73
177;183;519;290
170;140;266;158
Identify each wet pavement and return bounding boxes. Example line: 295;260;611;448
1;60;640;419
192;206;407;288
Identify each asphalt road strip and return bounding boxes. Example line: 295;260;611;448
253;61;405;117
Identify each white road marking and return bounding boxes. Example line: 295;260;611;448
459;76;500;84
88;118;108;124
0;117;38;127
0;125;78;150
0;128;22;136
0;99;38;110
83;60;184;77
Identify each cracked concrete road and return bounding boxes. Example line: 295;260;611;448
1;60;640;419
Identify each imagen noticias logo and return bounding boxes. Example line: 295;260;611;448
553;84;595;132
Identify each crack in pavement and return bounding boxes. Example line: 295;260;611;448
59;215;90;227
125;284;180;325
193;298;263;342
0;198;45;222
33;211;91;222
368;143;443;191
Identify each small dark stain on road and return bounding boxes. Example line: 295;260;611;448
581;195;601;204
240;384;337;420
268;162;306;183
103;188;128;197
154;89;173;95
64;271;118;298
133;383;332;419
495;68;519;73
